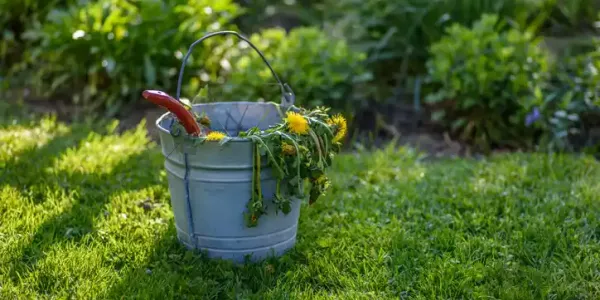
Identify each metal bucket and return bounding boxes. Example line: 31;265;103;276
155;31;300;263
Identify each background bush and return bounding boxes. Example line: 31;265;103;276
1;0;600;154
189;27;370;114
233;0;326;33
534;47;600;152
0;0;74;76
543;0;600;34
321;0;549;93
425;14;550;151
10;0;241;116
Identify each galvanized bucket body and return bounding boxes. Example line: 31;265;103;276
156;102;301;263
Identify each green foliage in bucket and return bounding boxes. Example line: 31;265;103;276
173;105;346;227
238;107;346;227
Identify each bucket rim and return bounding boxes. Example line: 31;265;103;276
155;102;285;142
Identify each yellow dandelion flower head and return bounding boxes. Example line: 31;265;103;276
285;111;309;135
205;131;226;141
281;142;296;155
328;114;347;143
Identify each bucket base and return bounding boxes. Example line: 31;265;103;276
176;227;298;264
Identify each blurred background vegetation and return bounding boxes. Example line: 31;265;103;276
1;0;600;155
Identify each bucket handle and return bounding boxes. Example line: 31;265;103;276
175;30;295;107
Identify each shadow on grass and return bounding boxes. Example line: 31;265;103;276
2;125;163;294
97;151;600;298
0;114;305;298
102;222;312;299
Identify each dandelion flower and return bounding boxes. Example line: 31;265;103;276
328;114;347;143
205;131;226;141
281;142;296;155
285;111;309;135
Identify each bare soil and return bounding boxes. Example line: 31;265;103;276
4;92;476;159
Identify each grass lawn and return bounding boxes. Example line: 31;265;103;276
1;107;600;299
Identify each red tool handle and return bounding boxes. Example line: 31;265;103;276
142;90;201;136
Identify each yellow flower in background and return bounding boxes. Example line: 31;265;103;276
285;111;309;135
328;114;347;143
281;142;296;155
205;131;226;141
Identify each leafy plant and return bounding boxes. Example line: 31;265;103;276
425;14;550;151
233;0;326;33
321;0;549;90
13;0;241;116
544;0;600;33
0;0;74;67
194;27;370;114
532;48;600;152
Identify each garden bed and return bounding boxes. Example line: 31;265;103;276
6;95;472;159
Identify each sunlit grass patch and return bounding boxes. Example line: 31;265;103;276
1;111;599;299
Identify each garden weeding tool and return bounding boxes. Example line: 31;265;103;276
142;90;201;136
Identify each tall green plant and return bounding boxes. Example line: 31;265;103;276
192;27;370;114
545;0;600;33
14;0;241;116
322;0;549;85
425;14;551;151
233;0;326;33
533;48;600;152
0;0;73;71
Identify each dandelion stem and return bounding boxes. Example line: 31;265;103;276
256;144;262;205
